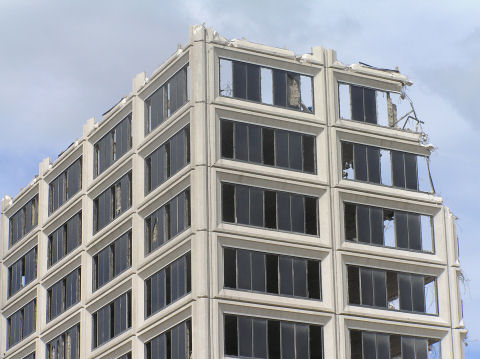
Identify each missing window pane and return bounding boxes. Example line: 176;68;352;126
420;215;434;252
219;59;233;97
300;75;313;112
342;142;354;179
380;149;392;186
383;209;395;248
261;68;273;104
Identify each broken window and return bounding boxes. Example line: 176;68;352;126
145;65;189;134
92;291;131;348
219;58;313;112
145;320;192;359
47;268;80;321
94;115;132;177
7;299;36;348
145;188;190;254
224;314;323;359
145;125;190;193
48;212;82;268
145;252;191;317
46;324;80;359
93;231;132;290
220;119;316;173
93;172;132;233
221;182;318;235
341;142;434;193
49;157;82;214
347;265;438;315
224;247;321;300
8;247;37;297
339;83;420;131
9;195;38;247
350;330;440;359
344;203;434;252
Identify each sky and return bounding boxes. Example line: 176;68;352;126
0;0;479;356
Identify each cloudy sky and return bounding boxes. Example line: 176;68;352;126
1;0;479;356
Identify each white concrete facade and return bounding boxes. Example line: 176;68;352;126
0;25;466;359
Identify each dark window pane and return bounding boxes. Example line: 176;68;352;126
222;184;235;223
412;275;425;312
362;332;376;359
310;325;323;359
296;324;309;359
364;88;377;124
367;147;381;183
350;85;365;122
234;122;248;161
280;322;295;359
395;211;409;249
277;192;291;231
415;338;428;359
408;213;422;250
377;333;390;359
235;185;250;225
224;248;237;289
262;128;275;166
252;252;266;292
370;207;384;245
266;255;279;294
279;256;293;296
268;320;281;359
177;191;186;233
288;133;302;170
273;70;286;107
373;269;387;307
305;197;318;235
247;64;260;102
308;260;321;299
114;233;129;275
233;61;247;99
225;315;238;356
392;151;405;188
248;125;262;163
264;191;277;229
293;259;307;297
238;316;253;357
250;187;264;227
402;337;415;359
253;318;267;358
237;250;252;290
357;205;371;244
275;130;289;168
354;144;368;181
303;135;315;173
290;195;305;233
399;274;413;311
348;266;360;304
404;153;418;190
65;269;79;309
360;267;373;306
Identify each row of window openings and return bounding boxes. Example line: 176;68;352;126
223;247;321;300
145;125;190;193
94;116;132;177
224;314;323;359
49;157;82;214
342;142;433;192
220;59;314;113
350;330;440;359
9;195;38;247
47;268;80;321
338;83;421;133
8;247;37;298
348;266;438;315
220;119;316;173
222;183;318;235
145;65;189;134
344;203;434;253
7;300;36;349
46;324;80;359
145;320;192;359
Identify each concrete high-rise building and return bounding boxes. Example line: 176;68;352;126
0;25;466;359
